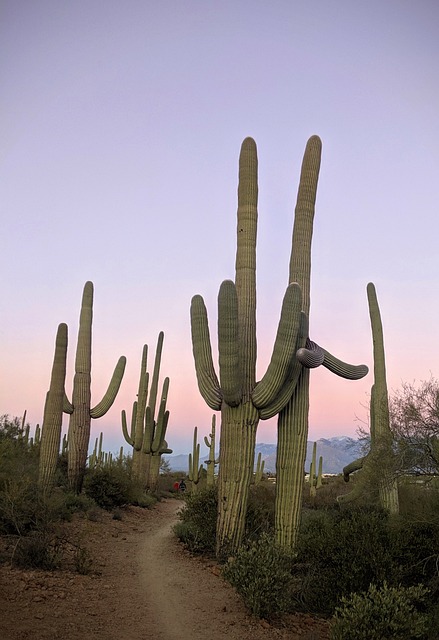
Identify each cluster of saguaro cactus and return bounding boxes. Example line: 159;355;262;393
188;426;203;492
88;432;123;469
191;136;368;556
204;415;218;487
191;138;304;556
63;282;126;493
309;442;323;498
339;283;399;514
121;332;172;491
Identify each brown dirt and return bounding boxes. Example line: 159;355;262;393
0;499;330;640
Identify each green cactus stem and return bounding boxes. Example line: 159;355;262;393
188;426;202;492
38;323;68;492
254;452;265;484
204;415;219;487
309;442;323;498
339;283;399;513
191;138;304;557
275;136;369;550
65;281;126;493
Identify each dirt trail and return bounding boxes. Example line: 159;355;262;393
0;499;329;640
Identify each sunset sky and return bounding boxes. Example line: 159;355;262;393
2;1;438;456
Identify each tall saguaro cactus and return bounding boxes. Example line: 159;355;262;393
191;138;304;557
275;137;369;549
65;282;126;493
188;426;203;492
38;323;68;492
340;283;399;513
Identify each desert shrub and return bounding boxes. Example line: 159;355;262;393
245;482;275;539
330;582;430;640
12;529;64;570
173;486;217;553
294;506;394;614
83;466;142;509
222;533;294;619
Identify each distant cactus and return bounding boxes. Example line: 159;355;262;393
121;333;172;491
309;442;323;498
204;415;219;486
254;452;265;484
65;282;126;493
188;426;203;492
38;323;68;491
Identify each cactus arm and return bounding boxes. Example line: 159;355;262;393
151;378;170;453
90;356;127;418
143;406;153;454
190;294;222;410
218;280;241;407
121;404;136;447
296;339;325;369
147;332;164;421
342;455;365;482
252;282;302;408
258;312;308;420
63;392;74;414
321;347;369;380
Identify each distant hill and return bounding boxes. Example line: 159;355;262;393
163;436;364;475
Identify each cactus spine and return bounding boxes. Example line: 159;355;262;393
204;415;218;487
38;323;68;492
188;426;202;492
65;282;126;493
275;137;368;550
191;138;304;556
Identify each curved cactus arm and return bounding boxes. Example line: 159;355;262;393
63;393;74;414
151;378;170;453
121;402;137;447
148;332;164;421
320;347;368;380
91;356;127;418
296;339;325;369
218;280;241;407
190;294;222;410
342;456;365;482
252;282;302;409
259;312;308;420
143;406;153;454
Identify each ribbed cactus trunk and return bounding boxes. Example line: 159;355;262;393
66;282;126;493
191;139;303;558
367;283;399;514
38;323;68;492
275;136;320;549
204;414;218;487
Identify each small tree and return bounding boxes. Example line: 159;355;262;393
390;377;439;476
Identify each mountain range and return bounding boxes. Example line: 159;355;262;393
163;436;364;475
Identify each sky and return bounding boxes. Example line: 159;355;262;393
1;0;439;456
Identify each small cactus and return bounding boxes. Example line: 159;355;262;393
188;426;203;492
204;415;219;486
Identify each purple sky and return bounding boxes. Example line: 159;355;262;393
2;1;439;455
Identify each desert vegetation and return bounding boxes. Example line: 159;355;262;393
3;135;439;639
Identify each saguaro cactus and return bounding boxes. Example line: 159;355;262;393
275;136;368;549
38;323;68;492
254;452;265;484
122;333;172;490
65;282;126;493
340;283;399;513
309;441;323;498
188;426;203;492
191;138;304;556
204;415;219;487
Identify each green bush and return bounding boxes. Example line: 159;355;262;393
173;487;217;553
330;582;430;640
294;506;394;614
245;483;275;539
83;466;143;509
12;529;64;570
222;533;294;619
